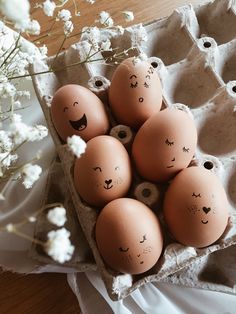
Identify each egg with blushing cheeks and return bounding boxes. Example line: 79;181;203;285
51;84;109;142
109;57;162;129
132;108;198;182
96;198;163;274
163;167;229;248
74;135;132;207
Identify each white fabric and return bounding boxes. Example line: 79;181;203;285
68;271;236;314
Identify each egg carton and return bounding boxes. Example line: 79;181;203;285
31;0;236;300
29;158;96;271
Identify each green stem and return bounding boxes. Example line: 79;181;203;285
0;32;21;69
49;35;67;71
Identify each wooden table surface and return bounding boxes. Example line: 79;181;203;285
0;0;205;313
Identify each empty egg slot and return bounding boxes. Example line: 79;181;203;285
195;0;236;44
198;100;236;156
216;39;236;83
164;58;220;108
228;168;236;207
141;11;194;65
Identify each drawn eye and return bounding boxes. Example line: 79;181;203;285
165;139;174;146
140;235;147;243
146;75;151;80
183;147;190;153
63;107;69;112
93;167;102;172
119;247;129;252
144;82;150;88
73;101;79;106
192;192;201;198
115;166;120;170
130;82;138;88
148;67;154;74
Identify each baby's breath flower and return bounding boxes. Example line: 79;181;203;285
99;11;114;27
57;9;72;22
28;125;48;142
101;39;112;51
5;223;15;232
39;45;48;59
43;0;56;17
28;216;37;222
63;20;74;35
47;206;67;227
67;135;86;158
131;25;148;47
21;163;42;189
86;0;95;4
0;0;30;28
122;11;134;22
0;152;18;168
45;228;75;263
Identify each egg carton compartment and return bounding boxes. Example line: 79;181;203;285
31;0;236;300
30;158;96;271
195;0;236;44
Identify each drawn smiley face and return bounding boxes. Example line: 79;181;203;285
51;84;109;142
95;198;163;274
92;165;123;191
163;167;229;248
164;138;191;170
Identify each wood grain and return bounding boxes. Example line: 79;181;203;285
0;0;204;313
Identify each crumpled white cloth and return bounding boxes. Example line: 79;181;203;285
68;271;236;314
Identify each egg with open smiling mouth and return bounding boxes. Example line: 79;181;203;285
51;84;109;142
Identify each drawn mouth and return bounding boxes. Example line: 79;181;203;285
167;165;174;168
140;261;144;264
139;97;144;103
69;114;87;131
103;185;113;190
201;220;208;224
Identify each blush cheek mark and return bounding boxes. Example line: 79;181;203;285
95;181;102;188
143;246;153;254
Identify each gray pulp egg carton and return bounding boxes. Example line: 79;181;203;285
31;0;236;300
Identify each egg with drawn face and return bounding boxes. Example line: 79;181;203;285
132;108;198;182
51;84;109;142
163;167;229;248
74;135;132;207
109;57;162;129
96;198;163;274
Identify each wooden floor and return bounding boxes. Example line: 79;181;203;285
0;0;205;313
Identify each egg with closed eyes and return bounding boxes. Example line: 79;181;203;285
51;84;109;142
132;108;198;182
163;166;229;248
74;135;132;207
109;57;162;129
96;198;163;274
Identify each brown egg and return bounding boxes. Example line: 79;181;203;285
109;57;162;129
74;135;132;207
132;108;198;182
51;84;109;142
163;167;229;248
96;198;163;274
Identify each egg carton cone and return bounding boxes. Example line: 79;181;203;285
29;158;96;272
31;0;236;300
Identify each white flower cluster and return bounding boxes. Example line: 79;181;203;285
67;135;86;158
47;206;67;227
43;0;56;17
99;11;114;27
57;9;74;36
21;163;42;189
122;11;134;22
0;0;40;34
45;228;75;263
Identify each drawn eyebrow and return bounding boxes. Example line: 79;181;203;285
93;167;102;172
119;247;129;252
140;235;147;243
63;106;69;112
146;75;151;79
73;101;79;106
129;74;137;79
192;193;201;198
144;82;150;88
183;147;190;153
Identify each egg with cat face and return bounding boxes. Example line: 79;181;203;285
96;198;163;274
163;167;229;248
132;108;198;182
74;136;132;207
109;57;162;129
51;84;109;142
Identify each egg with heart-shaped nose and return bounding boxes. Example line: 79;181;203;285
163;166;229;248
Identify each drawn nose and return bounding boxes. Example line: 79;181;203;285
139;97;144;103
105;179;112;185
171;157;175;162
202;206;211;214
